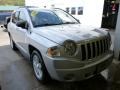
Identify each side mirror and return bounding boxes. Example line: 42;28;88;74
16;20;28;29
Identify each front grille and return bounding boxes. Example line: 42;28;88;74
80;37;110;61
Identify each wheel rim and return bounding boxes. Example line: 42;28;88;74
10;37;13;48
33;54;43;80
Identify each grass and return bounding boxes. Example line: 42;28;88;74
0;0;25;6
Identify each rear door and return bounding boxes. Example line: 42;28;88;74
8;11;19;42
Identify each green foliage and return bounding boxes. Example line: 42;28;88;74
0;0;25;6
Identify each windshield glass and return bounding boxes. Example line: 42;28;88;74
53;9;78;24
29;9;79;27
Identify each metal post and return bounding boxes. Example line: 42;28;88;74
114;3;120;61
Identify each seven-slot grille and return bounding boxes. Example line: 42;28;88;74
80;37;110;61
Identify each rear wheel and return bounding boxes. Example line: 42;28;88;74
31;50;50;83
10;35;17;50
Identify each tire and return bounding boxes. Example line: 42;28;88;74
9;35;17;50
31;50;50;83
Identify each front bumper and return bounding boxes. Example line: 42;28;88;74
43;51;113;81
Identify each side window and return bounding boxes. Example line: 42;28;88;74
78;7;83;15
66;7;70;13
71;7;76;15
19;11;27;21
17;11;28;29
12;11;19;23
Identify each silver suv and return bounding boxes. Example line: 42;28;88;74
8;7;113;82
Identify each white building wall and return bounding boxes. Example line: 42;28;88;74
25;0;104;28
83;0;104;27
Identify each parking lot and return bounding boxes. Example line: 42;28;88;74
0;27;120;90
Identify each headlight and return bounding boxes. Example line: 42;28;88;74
47;40;77;57
63;40;77;56
47;46;60;57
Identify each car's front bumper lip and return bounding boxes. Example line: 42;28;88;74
43;51;113;81
56;54;113;81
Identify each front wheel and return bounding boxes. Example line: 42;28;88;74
31;50;50;83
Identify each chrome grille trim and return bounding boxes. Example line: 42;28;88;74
103;39;105;53
99;40;102;55
79;45;82;60
90;42;93;59
78;37;110;61
85;44;88;60
95;41;98;57
96;41;100;56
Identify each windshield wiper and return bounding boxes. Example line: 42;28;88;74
62;22;78;24
34;23;61;27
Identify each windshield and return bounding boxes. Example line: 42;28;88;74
29;9;79;27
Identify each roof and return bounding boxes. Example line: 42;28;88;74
0;6;19;11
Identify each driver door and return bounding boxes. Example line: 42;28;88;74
15;10;28;54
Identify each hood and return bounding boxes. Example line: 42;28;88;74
33;24;108;44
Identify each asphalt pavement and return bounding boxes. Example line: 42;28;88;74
0;27;120;90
